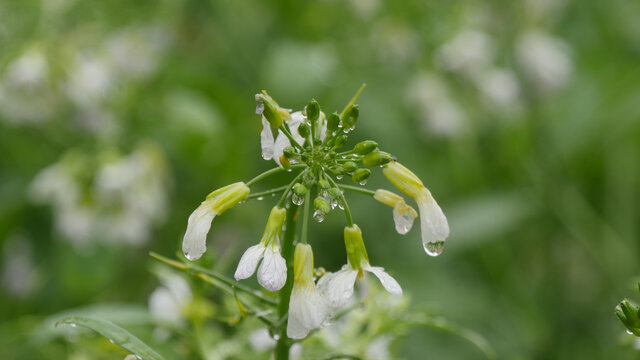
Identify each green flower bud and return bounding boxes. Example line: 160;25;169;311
328;187;342;198
354;140;378;155
293;183;307;197
352;168;371;184
283;145;296;159
334;134;348;148
256;93;283;128
342;104;359;129
306;99;320;121
298;122;310;138
318;179;330;190
362;151;393;167
342;161;358;173
617;299;640;335
314;197;331;214
327;112;340;133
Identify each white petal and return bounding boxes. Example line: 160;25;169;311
234;244;266;280
149;287;182;324
182;204;216;261
260;117;275;160
417;188;449;255
272;131;291;166
257;245;287;291
317;267;358;307
287;285;328;339
393;203;416;235
365;266;403;296
288;112;306;145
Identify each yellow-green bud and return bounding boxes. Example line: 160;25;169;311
314;197;331;214
256;93;283;128
293;183;307;197
306;99;320;121
352;168;371;184
362;151;393;167
327;112;340;133
354;140;378;155
342;161;358;173
279;155;291;169
205;182;251;214
344;224;369;269
342;104;359;129
328;187;342;199
318;179;330;190
298;122;310;138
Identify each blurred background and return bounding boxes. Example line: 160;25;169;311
1;0;639;358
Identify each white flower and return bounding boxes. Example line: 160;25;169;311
516;30;572;92
318;225;402;307
382;161;449;256
148;270;192;325
287;243;328;339
234;206;287;291
261;111;306;166
182;182;250;261
373;189;418;235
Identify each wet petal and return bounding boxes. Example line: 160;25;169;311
260;117;275;160
287;284;328;339
258;245;287;291
416;188;449;256
234;244;266;280
317;267;358;307
182;203;216;261
365;265;403;296
393;202;416;235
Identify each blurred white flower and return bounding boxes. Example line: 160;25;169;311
149;270;192;325
436;29;495;76
406;73;466;137
517;30;573;92
364;334;393;360
1;234;39;298
248;328;276;352
371;20;419;65
473;67;521;109
65;54;113;108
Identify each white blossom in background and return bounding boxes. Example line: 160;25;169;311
1;234;39;298
0;49;57;124
406;73;466;137
248;328;276;352
148;269;192;326
435;29;495;76
472;67;521;110
517;30;573;93
349;0;380;19
364;334;393;360
371;19;419;65
28;142;170;250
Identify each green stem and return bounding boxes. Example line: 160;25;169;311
300;191;311;244
338;184;376;196
246;185;289;200
340;83;366;118
274;204;299;360
325;174;354;226
246;165;305;186
281;124;304;151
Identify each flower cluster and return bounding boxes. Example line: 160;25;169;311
180;87;449;341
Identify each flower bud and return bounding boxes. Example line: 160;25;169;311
314;197;331;214
342;161;358;173
279;155;291;169
328;187;342;199
334;134;348;148
617;299;640;335
362;151;393;167
354;140;378;155
318;179;330;190
352;168;371;184
283;145;296;159
298;122;310;138
306;99;320;122
255;93;283;128
293;183;307;197
327;112;340;133
344;224;369;269
342;104;359;129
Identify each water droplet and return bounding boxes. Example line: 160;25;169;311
255;97;264;114
292;193;304;205
271;193;276;197
313;210;325;222
330;198;338;209
336;175;343;180
393;206;415;235
358;180;368;186
341;156;347;159
109;339;115;344
184;252;197;261
343;126;354;133
285;168;293;172
338;203;344;210
136;356;142;360
424;241;445;257
257;196;264;201
69;323;77;328
273;334;281;340
626;330;633;335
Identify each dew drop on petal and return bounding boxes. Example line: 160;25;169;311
393;205;415;235
313;210;325;222
424;241;445;257
336;175;343;180
358;180;368;186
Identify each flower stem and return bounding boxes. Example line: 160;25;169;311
338;184;376;196
301;191;311;244
274;204;299;360
280;123;305;151
246;185;289;200
246;165;305;186
340;83;366;118
278;169;307;208
325;174;354;226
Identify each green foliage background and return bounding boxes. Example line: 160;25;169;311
1;0;639;358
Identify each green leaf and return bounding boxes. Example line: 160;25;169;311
56;316;166;360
